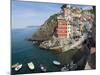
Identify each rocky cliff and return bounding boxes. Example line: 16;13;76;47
31;14;58;41
30;5;95;53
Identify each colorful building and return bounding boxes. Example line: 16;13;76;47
55;15;72;39
55;4;72;39
56;15;67;38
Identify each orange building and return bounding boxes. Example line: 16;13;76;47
55;4;72;39
55;15;67;38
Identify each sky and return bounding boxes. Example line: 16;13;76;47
12;0;93;29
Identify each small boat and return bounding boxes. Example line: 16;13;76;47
15;64;22;71
40;64;47;72
53;60;61;66
61;66;69;71
27;62;35;70
69;61;77;70
69;64;77;70
11;63;19;68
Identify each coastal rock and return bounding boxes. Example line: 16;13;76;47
32;14;58;41
31;5;95;53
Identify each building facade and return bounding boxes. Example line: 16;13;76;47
55;4;72;39
56;15;67;38
55;15;72;39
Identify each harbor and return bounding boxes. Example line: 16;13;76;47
11;60;80;73
11;29;87;74
11;27;95;74
11;28;62;74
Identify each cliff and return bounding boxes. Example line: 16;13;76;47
30;5;95;53
31;14;58;41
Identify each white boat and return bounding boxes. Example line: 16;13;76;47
53;60;61;65
11;63;19;68
15;64;22;71
61;66;69;71
27;62;35;70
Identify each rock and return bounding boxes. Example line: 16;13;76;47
31;14;58;41
30;4;95;53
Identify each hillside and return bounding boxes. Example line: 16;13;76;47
31;14;58;41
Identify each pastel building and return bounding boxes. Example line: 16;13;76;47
55;15;72;39
66;21;72;38
56;15;67;38
55;4;72;39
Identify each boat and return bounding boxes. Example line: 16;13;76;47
40;64;47;72
69;61;77;70
11;63;19;68
53;60;61;66
27;62;35;70
15;64;22;71
61;66;69;71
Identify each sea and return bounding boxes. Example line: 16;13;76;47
11;27;86;74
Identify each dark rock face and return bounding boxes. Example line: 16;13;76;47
32;14;58;41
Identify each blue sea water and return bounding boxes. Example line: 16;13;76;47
11;27;85;74
11;27;61;74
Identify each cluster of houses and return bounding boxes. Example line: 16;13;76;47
39;4;95;51
55;4;94;39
